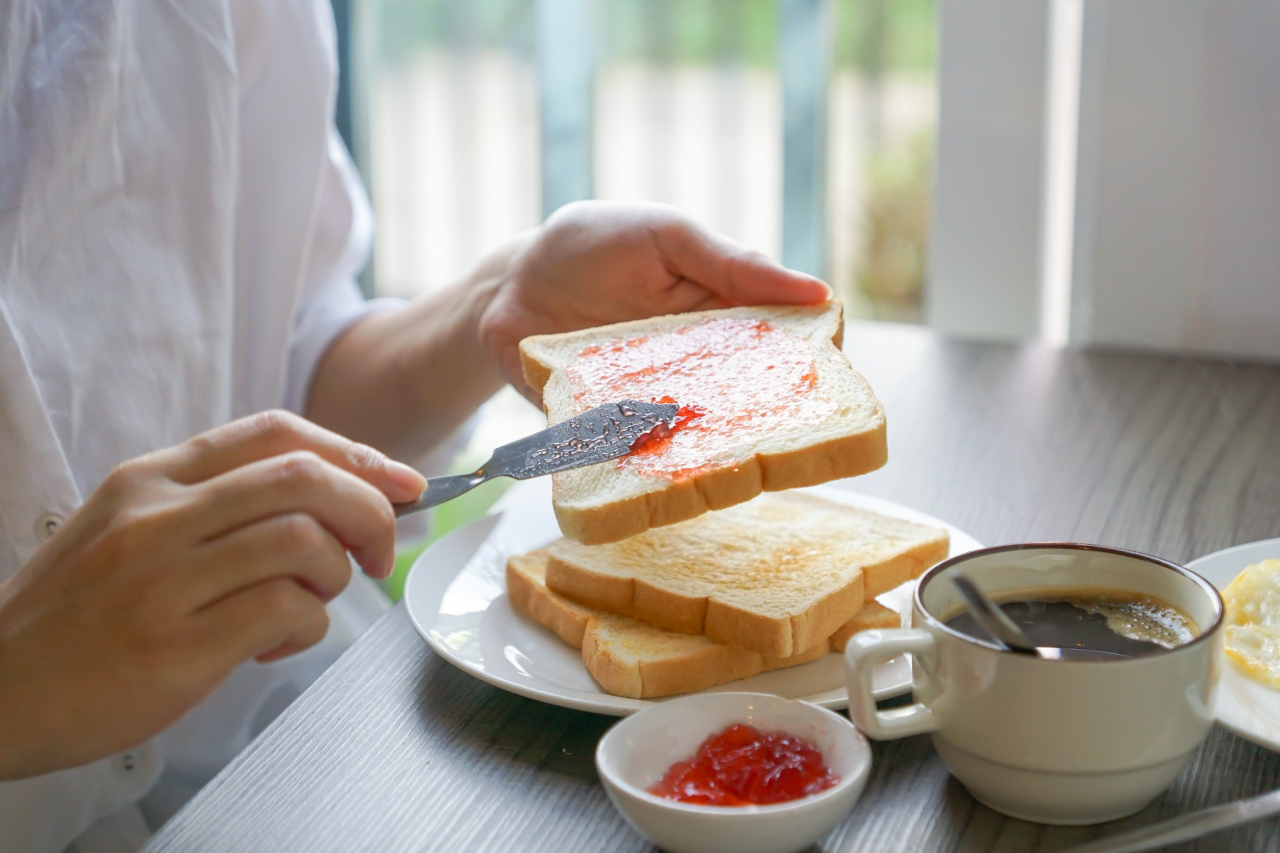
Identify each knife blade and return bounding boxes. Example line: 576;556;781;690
393;398;680;518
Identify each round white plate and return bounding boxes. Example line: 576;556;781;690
404;479;983;716
1186;537;1280;752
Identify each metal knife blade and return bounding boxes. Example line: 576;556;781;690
393;398;680;518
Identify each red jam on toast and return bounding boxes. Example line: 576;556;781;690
566;317;837;480
647;723;841;806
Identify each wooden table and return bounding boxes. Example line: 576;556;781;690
145;323;1280;853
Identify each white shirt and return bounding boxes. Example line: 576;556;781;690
0;1;446;850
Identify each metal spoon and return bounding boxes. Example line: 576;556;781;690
950;573;1041;654
949;573;1125;661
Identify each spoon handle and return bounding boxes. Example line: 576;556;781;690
950;573;1039;654
1060;788;1280;853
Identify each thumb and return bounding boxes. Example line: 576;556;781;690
653;218;832;306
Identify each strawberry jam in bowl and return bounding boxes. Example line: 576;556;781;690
649;724;842;806
595;693;872;853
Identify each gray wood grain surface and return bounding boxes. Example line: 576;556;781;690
145;323;1280;853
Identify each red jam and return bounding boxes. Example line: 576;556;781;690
647;723;841;806
566;317;837;480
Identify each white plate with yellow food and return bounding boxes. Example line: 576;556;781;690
404;479;982;716
1186;537;1280;752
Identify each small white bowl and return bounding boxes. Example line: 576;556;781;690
595;693;872;853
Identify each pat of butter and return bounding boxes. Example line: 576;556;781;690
1222;558;1280;688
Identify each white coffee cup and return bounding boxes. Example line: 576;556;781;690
844;544;1223;825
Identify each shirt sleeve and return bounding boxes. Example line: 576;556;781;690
282;128;402;416
0;741;162;853
282;127;477;485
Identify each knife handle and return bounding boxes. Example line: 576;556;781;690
1060;787;1280;853
393;471;488;518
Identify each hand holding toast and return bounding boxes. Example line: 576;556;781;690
479;200;832;403
309;201;828;458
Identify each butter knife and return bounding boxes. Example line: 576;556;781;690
393;398;679;518
1060;787;1280;853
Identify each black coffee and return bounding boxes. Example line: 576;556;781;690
943;589;1196;658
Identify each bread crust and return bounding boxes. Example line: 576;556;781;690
761;640;830;672
828;600;900;652
543;556;634;614
634;640;760;698
521;302;889;545
506;551;593;649
863;538;950;598
701;601;794;658
551;423;889;546
631;578;707;634
580;623;643;698
580;616;827;699
548;553;868;658
789;580;866;653
513;549;852;698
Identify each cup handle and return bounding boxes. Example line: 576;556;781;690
844;628;939;739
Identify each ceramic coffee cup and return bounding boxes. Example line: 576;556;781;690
844;544;1223;825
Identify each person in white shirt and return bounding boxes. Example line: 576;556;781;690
0;0;829;851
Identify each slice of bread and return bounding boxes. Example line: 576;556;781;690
582;615;762;699
506;549;595;648
545;492;949;658
828;600;900;652
519;302;887;545
507;549;830;699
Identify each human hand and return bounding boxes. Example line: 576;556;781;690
0;411;425;780
477;201;832;402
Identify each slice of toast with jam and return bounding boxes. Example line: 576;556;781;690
518;302;887;545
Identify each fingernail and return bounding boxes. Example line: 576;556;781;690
801;275;833;300
385;459;426;492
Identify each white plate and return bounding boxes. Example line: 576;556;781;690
1186;537;1280;752
404;480;983;716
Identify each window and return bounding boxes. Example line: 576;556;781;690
830;0;936;323
357;0;938;323
361;0;540;298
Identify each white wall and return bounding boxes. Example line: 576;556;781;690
1071;0;1280;361
927;0;1051;342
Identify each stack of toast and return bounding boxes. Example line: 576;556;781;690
506;303;949;699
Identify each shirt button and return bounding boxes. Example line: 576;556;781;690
120;753;136;772
34;512;65;542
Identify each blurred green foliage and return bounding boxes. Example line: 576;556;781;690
369;0;935;73
856;133;933;322
370;0;534;68
603;0;777;65
833;0;934;73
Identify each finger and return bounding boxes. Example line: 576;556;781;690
194;578;331;671
184;513;352;610
154;410;425;502
652;218;832;306
191;451;397;578
660;277;735;313
255;641;314;664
